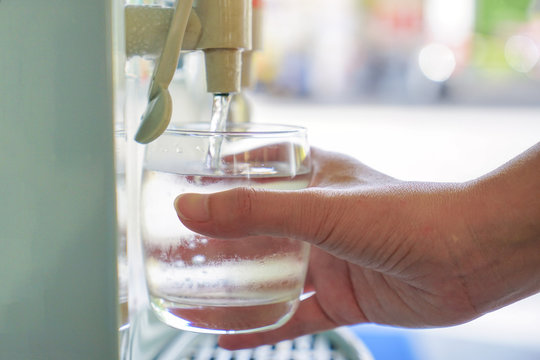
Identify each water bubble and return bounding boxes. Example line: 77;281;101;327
175;146;183;153
192;255;205;265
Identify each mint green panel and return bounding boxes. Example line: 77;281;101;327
0;1;118;359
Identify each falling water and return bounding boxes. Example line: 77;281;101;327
206;93;232;172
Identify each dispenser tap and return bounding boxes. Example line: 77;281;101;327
125;0;252;143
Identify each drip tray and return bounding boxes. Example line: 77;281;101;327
157;328;373;360
123;309;374;360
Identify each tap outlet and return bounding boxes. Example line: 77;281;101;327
194;0;251;93
204;49;242;94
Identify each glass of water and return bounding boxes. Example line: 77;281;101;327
140;123;312;334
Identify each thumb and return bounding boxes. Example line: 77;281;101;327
174;187;352;252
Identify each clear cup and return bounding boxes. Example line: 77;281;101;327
140;123;312;334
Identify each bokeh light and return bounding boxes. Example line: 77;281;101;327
418;43;457;82
505;34;540;73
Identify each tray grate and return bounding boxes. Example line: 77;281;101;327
157;328;373;360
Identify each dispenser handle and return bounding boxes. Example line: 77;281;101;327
135;0;194;144
148;0;194;99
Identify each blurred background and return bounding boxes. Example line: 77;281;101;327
252;0;540;105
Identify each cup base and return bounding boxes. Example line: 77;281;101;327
149;296;299;334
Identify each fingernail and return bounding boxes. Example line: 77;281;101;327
174;193;210;222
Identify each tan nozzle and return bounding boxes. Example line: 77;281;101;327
193;0;251;94
204;49;242;94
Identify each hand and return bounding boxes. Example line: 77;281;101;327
174;145;540;350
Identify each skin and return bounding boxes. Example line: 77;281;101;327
174;143;540;350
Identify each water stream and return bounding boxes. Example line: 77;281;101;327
206;94;232;172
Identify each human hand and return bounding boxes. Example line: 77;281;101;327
174;146;540;349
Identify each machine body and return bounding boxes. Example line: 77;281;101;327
0;1;119;359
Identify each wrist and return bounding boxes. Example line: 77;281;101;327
457;155;540;314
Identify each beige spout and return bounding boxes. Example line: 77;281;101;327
203;49;242;94
193;0;251;93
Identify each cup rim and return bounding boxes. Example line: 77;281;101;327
167;122;307;137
